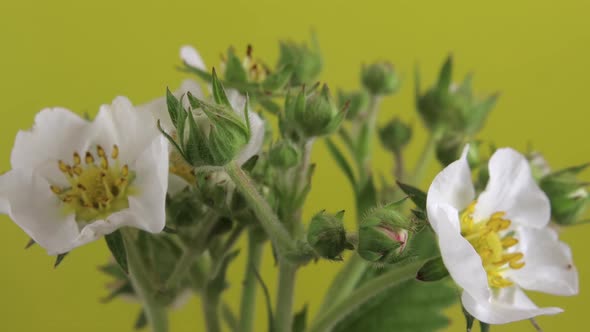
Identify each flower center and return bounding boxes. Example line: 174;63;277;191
221;45;268;83
460;201;525;288
168;134;196;185
50;145;135;222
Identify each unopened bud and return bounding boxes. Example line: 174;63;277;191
307;210;353;260
269;140;301;169
277;39;322;86
361;62;400;96
358;204;413;264
379;118;412;153
338;90;369;119
540;163;590;225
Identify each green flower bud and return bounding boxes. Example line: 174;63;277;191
307;210;353;260
269;140;301;169
338;90;369;120
361;62;400;96
282;84;346;140
539;163;590;225
358;203;413;264
416;56;498;136
277;38;322;86
527;152;551;181
162;70;252;167
379;118;412;153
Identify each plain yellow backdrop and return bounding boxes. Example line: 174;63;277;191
1;0;589;331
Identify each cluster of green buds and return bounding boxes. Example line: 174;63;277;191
361;62;400;96
538;163;590;226
280;84;347;141
357;201;414;264
277;36;323;86
307;210;354;260
161;70;252;167
416;56;499;165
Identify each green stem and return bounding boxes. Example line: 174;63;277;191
408;127;444;186
122;229;168;332
203;288;222;332
239;229;265;332
275;261;297;332
358;95;381;187
318;254;367;313
164;212;218;290
225;161;295;253
308;259;431;332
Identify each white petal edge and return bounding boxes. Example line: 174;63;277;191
431;204;490;301
507;226;579;296
474;148;550;229
0;169;80;255
426;145;475;233
462;286;562;324
180;45;206;70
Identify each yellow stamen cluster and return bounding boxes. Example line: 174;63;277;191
169;149;196;184
51;145;134;222
220;45;269;83
460;201;525;288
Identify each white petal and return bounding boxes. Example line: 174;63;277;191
462;287;562;324
167;173;190;197
123;135;169;233
10;108;95;183
236;110;265;165
474;148;550;228
180;45;206;70
507;226;578;295
426;145;475;233
0;169;80;255
93;96;159;165
432;204;490;301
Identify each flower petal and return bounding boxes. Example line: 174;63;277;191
10;108;95;184
0;169;80;255
93;96;159;165
462;286;562;324
474;148;550;228
426;145;475;232
507;226;578;296
432;204;490;301
122;135;169;233
180;45;206;70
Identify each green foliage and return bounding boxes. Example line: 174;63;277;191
104;230;128;273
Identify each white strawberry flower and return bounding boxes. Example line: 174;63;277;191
426;147;578;324
0;97;169;255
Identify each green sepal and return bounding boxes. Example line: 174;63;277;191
462;305;475;332
25;238;35;249
225;48;248;84
134;309;147;330
292;304;308;332
465;93;499;135
437;54;453;92
211;68;232;107
54;252;69;268
104;230;128;274
241;154;259;172
416;256;449;282
480;321;490;332
397;181;427;211
263;65;293;91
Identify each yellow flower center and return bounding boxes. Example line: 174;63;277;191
220;45;269;83
50;145;135;222
460;201;525;288
169;149;196;184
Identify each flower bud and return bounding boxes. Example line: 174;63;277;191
277;38;322;86
307;210;353;260
379;118;412;153
283;84;346;140
358;204;413;264
527;152;551;181
416;56;498;136
269;140;301;169
361;62;400;96
338;89;369;120
539;163;590;225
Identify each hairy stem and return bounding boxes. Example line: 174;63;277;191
225;160;295;253
122;229;168;332
203;288;221;332
275;261;297;332
239;229;265;332
308;259;431;332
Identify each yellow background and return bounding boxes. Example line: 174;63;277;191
1;0;588;331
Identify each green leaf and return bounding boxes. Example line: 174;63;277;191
292;304;308;332
396;181;427;211
252;264;275;332
325;138;357;189
416;256;449;282
211;68;232;107
105;230;128;274
54;252;69;268
332;278;455;332
465;93;499;135
222;303;239;332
